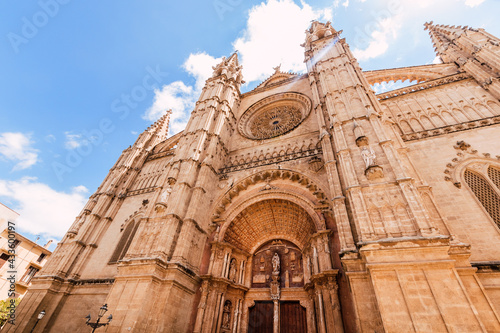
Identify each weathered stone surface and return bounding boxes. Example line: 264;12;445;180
7;21;500;333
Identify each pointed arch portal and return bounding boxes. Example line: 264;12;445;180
196;193;344;333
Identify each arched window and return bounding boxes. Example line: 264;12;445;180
464;168;500;228
109;221;140;264
487;166;500;189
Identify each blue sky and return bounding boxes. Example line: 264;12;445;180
0;0;499;249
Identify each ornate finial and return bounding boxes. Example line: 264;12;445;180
273;64;281;74
454;140;471;151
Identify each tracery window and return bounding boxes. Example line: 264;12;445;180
464;167;500;228
109;221;140;264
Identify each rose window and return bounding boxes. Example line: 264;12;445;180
238;92;311;140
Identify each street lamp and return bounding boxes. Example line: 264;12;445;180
85;304;113;333
29;310;45;333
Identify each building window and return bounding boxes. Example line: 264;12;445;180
487;166;500;189
464;168;500;228
0;253;9;269
109;221;140;264
20;266;39;284
36;253;47;263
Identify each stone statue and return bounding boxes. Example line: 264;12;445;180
222;301;231;328
213;225;220;242
159;186;172;202
228;259;237;282
272;253;280;274
361;146;377;168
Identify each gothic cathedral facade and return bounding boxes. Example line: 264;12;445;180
7;21;500;332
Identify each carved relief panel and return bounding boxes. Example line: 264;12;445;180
251;240;304;288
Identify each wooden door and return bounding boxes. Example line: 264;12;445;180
248;301;274;333
280;301;307;333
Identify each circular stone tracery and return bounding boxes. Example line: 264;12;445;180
238;92;312;140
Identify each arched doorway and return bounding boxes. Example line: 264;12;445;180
247;239;308;333
193;197;344;333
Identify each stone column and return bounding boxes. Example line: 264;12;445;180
306;270;343;333
316;288;327;333
193;280;210;333
273;300;280;333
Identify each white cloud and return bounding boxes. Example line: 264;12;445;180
0;132;39;171
233;0;331;83
143;53;222;135
64;132;88;150
342;0;350;8
352;15;400;61
143;1;334;134
372;79;419;94
432;56;443;64
183;52;223;90
464;0;485;7
0;177;88;238
144;81;195;134
44;134;56;143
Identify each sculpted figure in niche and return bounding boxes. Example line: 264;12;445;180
213;225;220;242
272;253;280;274
228;259;237;282
222;300;232;329
159;186;172;203
361;146;377;168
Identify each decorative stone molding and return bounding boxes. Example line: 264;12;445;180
146;149;175;162
377;73;471;100
125;186;158;197
238;92;312;140
220;143;322;174
213;169;329;220
365;165;384;180
308;156;324;172
401;115;500;142
364;63;460;86
73;278;115;286
444;140;500;188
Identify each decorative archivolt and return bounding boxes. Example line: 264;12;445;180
444;140;500;188
212;169;329;221
221;198;319;253
122;208;147;230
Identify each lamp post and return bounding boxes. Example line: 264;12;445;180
29;310;45;333
85;304;113;333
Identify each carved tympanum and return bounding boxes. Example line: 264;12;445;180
252;240;304;289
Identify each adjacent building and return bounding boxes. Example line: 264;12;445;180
0;203;52;300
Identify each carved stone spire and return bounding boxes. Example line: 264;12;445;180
303;20;338;50
424;22;500;99
134;109;172;150
211;52;244;85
